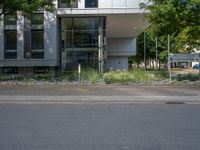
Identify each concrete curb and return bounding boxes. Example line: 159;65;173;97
0;95;200;104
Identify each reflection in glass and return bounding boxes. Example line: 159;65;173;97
31;30;44;59
58;0;78;8
4;30;17;50
4;14;17;25
61;17;105;70
85;0;98;8
31;13;44;25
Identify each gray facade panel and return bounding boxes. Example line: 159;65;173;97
107;38;136;56
23;17;31;59
105;56;128;70
0;60;59;67
17;13;24;59
44;12;58;61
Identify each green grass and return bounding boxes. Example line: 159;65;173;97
1;69;199;85
103;69;169;84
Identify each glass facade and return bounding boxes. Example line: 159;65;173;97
4;13;17;59
32;30;44;50
85;0;98;8
31;13;44;25
61;17;106;71
4;14;17;25
4;30;17;59
24;13;44;59
58;0;78;8
2;67;18;74
31;30;44;59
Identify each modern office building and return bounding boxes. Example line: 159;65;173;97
0;0;148;74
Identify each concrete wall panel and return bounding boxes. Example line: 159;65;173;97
17;12;24;59
44;11;59;62
107;38;136;56
105;56;128;70
113;0;126;8
99;0;112;8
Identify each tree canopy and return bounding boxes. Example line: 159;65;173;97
0;0;75;16
140;0;200;52
130;0;200;68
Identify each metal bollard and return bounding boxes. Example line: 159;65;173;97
78;64;81;83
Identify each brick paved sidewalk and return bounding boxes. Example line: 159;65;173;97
0;85;199;104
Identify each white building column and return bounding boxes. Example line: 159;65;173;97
53;0;58;9
79;0;85;9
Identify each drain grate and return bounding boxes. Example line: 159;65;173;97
166;101;186;104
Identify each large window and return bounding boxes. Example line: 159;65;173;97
61;17;105;70
31;30;44;59
4;30;17;59
31;13;44;59
4;14;17;25
58;0;78;8
2;67;18;74
85;0;98;8
61;18;100;48
31;13;44;25
24;13;44;59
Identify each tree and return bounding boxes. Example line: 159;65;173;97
0;0;75;16
140;0;200;52
130;29;175;68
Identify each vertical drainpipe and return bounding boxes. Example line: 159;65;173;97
98;17;104;76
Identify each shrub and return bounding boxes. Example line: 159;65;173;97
103;69;169;84
177;73;200;81
81;69;99;84
103;71;137;84
154;71;169;80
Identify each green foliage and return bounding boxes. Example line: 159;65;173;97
56;72;69;81
177;73;200;81
0;0;73;16
0;0;52;16
81;69;99;84
154;71;169;79
0;74;21;81
132;30;175;65
103;69;168;84
140;0;200;52
65;71;78;81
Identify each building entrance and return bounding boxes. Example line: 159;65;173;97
60;17;106;73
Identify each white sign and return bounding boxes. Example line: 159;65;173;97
169;54;200;62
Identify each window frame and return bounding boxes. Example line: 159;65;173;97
31;29;44;59
4;13;17;26
2;67;18;74
4;30;17;59
31;13;44;25
58;0;78;8
85;0;98;8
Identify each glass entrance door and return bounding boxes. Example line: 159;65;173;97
60;17;106;71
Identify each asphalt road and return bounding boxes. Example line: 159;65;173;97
0;104;200;150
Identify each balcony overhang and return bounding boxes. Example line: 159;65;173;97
57;8;146;15
106;14;149;38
